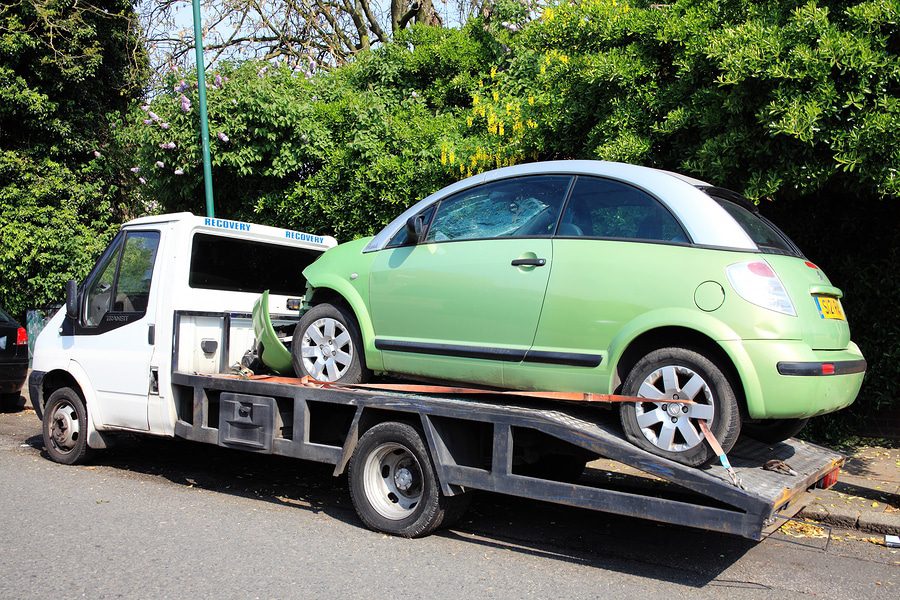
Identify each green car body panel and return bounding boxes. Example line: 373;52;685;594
260;161;864;425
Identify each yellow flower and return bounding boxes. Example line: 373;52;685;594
540;64;546;75
466;116;474;127
498;122;505;136
448;150;456;164
473;95;480;106
492;91;500;102
440;147;447;165
544;7;555;21
459;163;465;174
528;95;535;105
490;66;497;79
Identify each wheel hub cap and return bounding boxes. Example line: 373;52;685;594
300;317;353;382
49;402;79;451
362;443;424;521
633;365;715;453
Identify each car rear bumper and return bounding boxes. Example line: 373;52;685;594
0;361;28;393
727;340;866;419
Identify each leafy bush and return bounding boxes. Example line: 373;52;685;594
0;0;147;319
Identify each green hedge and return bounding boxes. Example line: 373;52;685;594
107;2;900;421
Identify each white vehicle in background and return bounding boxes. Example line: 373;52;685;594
29;213;333;457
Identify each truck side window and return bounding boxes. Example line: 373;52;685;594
84;242;122;327
114;232;161;313
83;231;160;327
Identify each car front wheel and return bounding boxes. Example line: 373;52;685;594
619;347;741;467
291;302;369;384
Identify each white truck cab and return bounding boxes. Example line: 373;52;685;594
29;212;335;448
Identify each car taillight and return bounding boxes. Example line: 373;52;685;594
15;327;27;346
725;260;796;316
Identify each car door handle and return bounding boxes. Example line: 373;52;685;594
511;258;547;267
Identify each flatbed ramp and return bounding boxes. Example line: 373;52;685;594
172;371;843;541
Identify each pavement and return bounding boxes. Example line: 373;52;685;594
798;445;900;535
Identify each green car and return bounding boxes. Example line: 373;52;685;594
273;161;866;466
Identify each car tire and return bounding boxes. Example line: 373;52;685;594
348;422;468;538
0;392;25;412
42;387;93;465
291;303;370;384
742;418;809;444
620;347;741;467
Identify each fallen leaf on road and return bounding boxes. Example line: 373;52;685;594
872;502;880;508
780;521;827;538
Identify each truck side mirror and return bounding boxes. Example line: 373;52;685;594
405;215;425;245
65;279;79;321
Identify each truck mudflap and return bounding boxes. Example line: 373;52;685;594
171;368;844;541
251;291;294;375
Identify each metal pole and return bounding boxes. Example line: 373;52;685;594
191;0;215;217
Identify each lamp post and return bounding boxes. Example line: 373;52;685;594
191;0;215;217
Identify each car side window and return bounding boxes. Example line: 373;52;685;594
559;177;688;243
425;176;573;243
83;231;160;326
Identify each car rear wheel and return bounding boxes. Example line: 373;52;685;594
0;392;24;412
742;418;809;444
291;303;369;384
620;347;741;467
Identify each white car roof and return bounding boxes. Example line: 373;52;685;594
364;160;756;252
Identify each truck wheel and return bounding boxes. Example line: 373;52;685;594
742;418;809;444
349;422;466;537
42;387;93;465
292;303;370;384
620;347;741;467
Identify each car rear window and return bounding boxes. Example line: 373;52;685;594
708;193;801;257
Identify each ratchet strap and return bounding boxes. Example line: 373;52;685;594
698;419;743;488
243;374;696;405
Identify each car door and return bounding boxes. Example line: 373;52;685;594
69;228;163;430
369;175;572;386
505;176;691;392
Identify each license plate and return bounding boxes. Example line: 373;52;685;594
814;296;845;320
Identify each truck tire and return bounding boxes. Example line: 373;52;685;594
348;422;467;538
620;347;741;467
42;387;93;465
291;303;370;384
742;418;809;444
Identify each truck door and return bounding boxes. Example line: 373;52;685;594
70;229;163;430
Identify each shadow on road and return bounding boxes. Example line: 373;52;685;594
24;431;756;587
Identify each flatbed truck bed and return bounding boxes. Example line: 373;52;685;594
172;368;842;541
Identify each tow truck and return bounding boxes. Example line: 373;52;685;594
29;213;842;540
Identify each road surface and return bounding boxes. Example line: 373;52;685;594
0;408;896;599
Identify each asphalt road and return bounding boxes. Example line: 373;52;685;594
1;408;896;599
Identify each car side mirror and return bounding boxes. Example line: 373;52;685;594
65;279;79;321
405;215;425;245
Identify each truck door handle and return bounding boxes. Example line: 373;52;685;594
511;258;547;267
